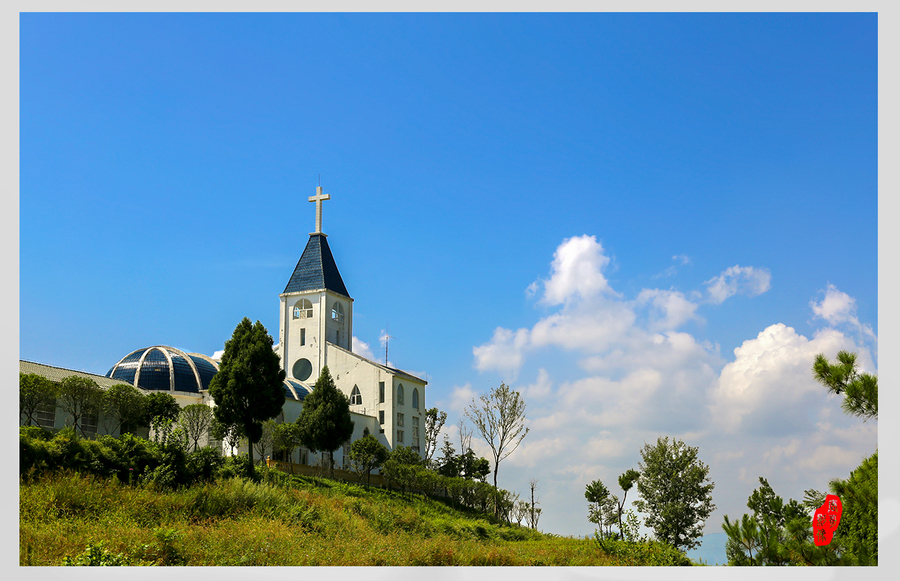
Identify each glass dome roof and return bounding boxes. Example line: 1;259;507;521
106;345;312;399
106;346;219;393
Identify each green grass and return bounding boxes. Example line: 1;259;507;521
20;471;690;566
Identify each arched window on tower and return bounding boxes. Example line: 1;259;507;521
397;383;404;405
412;388;419;410
350;385;362;406
293;299;313;319
331;301;344;323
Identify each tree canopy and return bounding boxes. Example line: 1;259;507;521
57;376;103;437
100;383;146;436
208;317;286;472
349;433;389;488
20;373;57;427
179;403;215;452
294;365;354;476
812;350;877;420
465;382;528;488
633;436;715;552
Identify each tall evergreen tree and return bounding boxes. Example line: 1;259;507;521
208;317;286;474
813;350;877;420
295;366;354;477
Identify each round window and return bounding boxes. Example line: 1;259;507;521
292;358;313;381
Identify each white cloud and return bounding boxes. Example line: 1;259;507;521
449;382;477;414
212;350;224;360
811;283;877;345
704;265;772;304
352;336;376;361
635;288;700;331
520;368;553;399
539;235;616;305
467;236;876;537
709;324;859;435
472;327;530;379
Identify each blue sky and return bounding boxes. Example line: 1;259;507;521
18;12;883;542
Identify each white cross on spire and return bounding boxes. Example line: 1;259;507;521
308;185;330;234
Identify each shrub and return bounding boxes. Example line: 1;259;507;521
61;541;130;566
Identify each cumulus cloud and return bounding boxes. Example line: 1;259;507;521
539;235;616;305
449;382;477;414
352;336;376;361
811;283;877;345
521;368;553;399
635;288;700;331
212;350;224;360
709;324;861;435
468;235;875;537
704;265;772;304
472;327;530;379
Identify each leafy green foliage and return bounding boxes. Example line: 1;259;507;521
294;366;353;476
633;437;715;552
178;404;215;452
721;476;861;566
422;407;447;465
209;317;286;471
813;350;877;420
595;533;692;566
829;451;877;565
19;373;57;427
349;434;389;488
57;376;103;437
100;383;146;436
142;392;180;432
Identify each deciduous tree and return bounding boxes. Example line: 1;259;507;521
349;433;389;488
273;422;303;473
19;373;57;427
465;382;529;489
208;317;286;473
633;436;715;552
422;407;447;465
100;383;145;435
57;376;103;437
295;365;353;477
179;403;215;452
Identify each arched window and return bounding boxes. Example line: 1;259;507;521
397;383;404;405
293;299;313;319
331;301;344;323
350;385;362;406
412;388;419;410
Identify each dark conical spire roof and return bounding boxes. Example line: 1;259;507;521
283;234;350;298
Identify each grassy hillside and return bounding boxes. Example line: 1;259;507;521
19;470;692;566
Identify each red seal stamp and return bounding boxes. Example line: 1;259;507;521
812;494;842;546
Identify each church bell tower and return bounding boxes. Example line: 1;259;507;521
278;186;353;383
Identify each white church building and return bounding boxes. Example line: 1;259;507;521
20;187;427;467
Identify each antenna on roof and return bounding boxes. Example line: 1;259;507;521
383;324;396;366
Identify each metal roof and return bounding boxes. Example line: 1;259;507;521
283;234;351;298
19;360;144;391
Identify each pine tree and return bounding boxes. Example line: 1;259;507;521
295;365;354;478
208;317;286;474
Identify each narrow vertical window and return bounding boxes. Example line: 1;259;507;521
379;381;385;403
397;383;404;405
300;328;306;346
379;410;384;425
412;388;419;410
